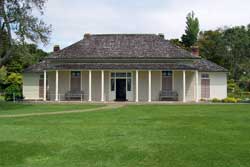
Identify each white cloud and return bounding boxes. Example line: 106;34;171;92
40;0;250;51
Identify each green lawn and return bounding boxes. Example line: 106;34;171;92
0;104;250;167
0;102;103;115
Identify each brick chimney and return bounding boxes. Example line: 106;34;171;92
84;33;91;39
191;46;199;56
53;45;60;52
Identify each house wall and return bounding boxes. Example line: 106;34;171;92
91;71;101;101
47;70;106;101
133;71;136;101
138;71;148;101
104;71;109;101
151;71;161;101
198;72;227;100
48;71;55;100
173;71;197;102
81;71;89;100
58;71;70;100
22;73;41;100
186;71;195;101
23;70;227;102
173;71;183;101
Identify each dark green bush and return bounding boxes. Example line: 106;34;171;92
4;84;23;101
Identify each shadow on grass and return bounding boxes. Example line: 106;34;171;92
0;141;56;166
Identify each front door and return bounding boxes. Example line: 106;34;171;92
116;79;126;101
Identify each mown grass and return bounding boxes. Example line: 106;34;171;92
0;102;103;115
0;104;250;167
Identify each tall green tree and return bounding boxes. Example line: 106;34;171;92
198;30;226;65
198;25;250;81
222;26;250;80
0;0;51;66
181;11;200;48
6;43;48;73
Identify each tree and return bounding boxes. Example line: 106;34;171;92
6;43;48;73
222;26;250;80
181;11;200;48
0;65;6;83
198;25;250;81
169;38;187;49
198;30;226;65
0;66;7;91
0;0;51;66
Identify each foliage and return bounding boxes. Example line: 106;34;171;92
239;75;250;91
198;25;250;81
181;11;200;48
4;84;23;101
0;66;7;91
0;0;51;66
5;73;22;85
0;66;7;84
0;41;47;99
222;97;238;103
2;72;22;101
169;38;187;50
5;43;48;73
198;30;226;65
227;79;241;93
211;98;222;103
200;98;207;102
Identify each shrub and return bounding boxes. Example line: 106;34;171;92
4;84;23;101
238;98;250;103
222;97;238;103
5;73;22;85
200;98;207;102
212;98;221;103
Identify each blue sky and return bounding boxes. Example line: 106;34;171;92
40;0;250;51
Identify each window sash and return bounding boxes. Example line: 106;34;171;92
111;79;115;91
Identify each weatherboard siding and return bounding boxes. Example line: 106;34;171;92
197;72;227;100
23;73;41;100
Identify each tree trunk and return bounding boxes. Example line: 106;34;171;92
0;0;13;67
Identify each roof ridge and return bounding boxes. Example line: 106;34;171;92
88;33;158;36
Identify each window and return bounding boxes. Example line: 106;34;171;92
201;74;209;79
71;71;81;77
111;79;115;91
127;79;131;91
162;71;172;76
116;73;126;77
111;73;115;78
127;73;131;77
110;72;132;92
40;75;44;79
40;74;47;80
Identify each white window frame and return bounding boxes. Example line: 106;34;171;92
109;71;133;101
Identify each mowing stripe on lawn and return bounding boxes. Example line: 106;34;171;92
0;104;125;118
